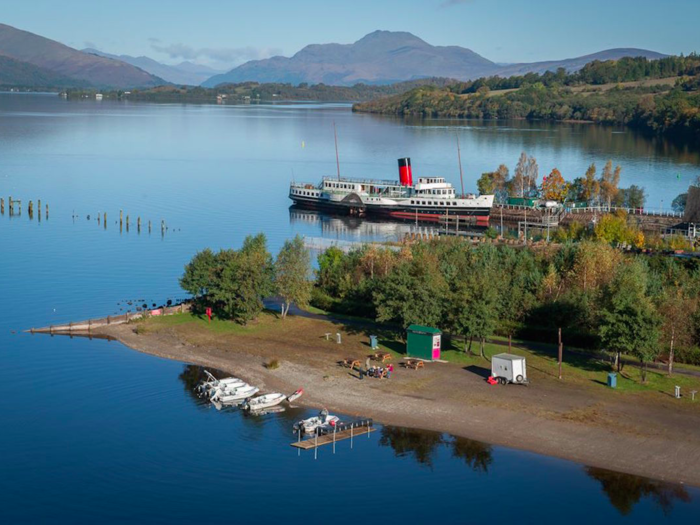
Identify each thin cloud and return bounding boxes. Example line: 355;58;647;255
439;0;475;8
150;41;282;66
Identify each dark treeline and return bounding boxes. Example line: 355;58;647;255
453;55;700;94
64;77;457;103
354;56;700;141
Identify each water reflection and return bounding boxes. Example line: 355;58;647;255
379;426;494;473
586;467;691;516
451;436;493;474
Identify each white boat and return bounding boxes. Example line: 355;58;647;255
242;393;286;411
286;388;304;404
293;409;340;435
208;380;247;399
212;385;259;403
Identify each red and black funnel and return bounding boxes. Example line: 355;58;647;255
398;158;413;186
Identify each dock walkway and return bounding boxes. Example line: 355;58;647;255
291;426;375;450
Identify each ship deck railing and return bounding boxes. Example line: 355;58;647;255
321;176;402;187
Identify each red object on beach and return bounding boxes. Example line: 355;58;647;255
487;376;498;385
206;307;212;323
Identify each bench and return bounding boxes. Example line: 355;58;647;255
373;351;392;363
404;359;424;370
342;358;361;370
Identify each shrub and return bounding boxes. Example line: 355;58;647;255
264;358;280;370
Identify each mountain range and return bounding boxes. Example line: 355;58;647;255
203;30;667;87
0;23;163;88
81;48;224;86
0;23;669;90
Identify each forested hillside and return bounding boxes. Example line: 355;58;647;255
354;56;700;140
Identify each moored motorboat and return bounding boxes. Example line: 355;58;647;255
212;385;259;403
242;393;287;411
293;408;340;435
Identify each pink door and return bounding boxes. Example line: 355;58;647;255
432;335;441;360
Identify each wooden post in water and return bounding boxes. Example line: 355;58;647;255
104;212;107;229
148;220;152;233
137;217;141;233
1;197;4;215
126;214;129;232
8;196;12;216
558;327;563;380
28;201;33;219
37;200;41;216
45;203;49;219
161;219;165;237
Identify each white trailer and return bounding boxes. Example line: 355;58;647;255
491;353;529;385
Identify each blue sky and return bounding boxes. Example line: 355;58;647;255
4;0;699;69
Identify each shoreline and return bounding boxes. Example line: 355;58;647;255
85;317;700;488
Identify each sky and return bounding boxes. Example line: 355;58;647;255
3;0;699;70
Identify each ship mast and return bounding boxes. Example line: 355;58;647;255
334;121;341;180
457;135;465;197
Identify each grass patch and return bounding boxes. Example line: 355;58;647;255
264;358;280;370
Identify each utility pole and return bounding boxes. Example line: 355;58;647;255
558;327;563;380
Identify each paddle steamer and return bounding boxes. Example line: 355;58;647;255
289;158;494;226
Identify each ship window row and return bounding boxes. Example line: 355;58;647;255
326;182;357;190
293;189;318;196
411;200;458;206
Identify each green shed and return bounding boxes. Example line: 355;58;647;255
406;325;442;361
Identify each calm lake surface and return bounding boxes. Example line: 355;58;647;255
1;93;700;523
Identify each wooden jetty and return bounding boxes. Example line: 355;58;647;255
291;426;375;450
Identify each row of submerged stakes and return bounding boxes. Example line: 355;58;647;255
1;195;171;235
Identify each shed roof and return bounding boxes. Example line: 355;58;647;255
492;353;526;361
407;324;441;334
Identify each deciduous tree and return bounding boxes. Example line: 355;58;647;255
275;236;312;319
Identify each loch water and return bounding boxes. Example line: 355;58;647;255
1;93;700;524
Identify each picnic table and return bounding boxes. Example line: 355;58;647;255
404;359;424;370
373;351;392;363
342;358;361;370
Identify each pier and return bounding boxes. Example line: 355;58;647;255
291;425;375;450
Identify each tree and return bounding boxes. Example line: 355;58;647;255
478;164;510;202
511;151;528;198
617;185;646;209
180;248;217;299
599;261;661;382
510;152;538;198
599;160;621;208
540;168;569;201
204;235;274;324
582;163;600;204
658;286;696;376
275;236;312;319
373;253;446;332
671;192;687;213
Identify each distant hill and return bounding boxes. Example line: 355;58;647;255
202;31;667;88
203;30;499;87
82;48;223;86
0;55;88;88
0;23;164;88
495;48;668;77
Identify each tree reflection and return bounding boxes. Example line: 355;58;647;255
586;467;691;516
450;437;493;474
178;364;228;402
379;426;444;468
